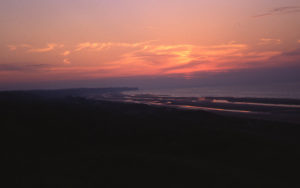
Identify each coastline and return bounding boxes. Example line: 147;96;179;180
3;88;300;187
91;92;300;124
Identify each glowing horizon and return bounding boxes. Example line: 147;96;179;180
1;0;300;86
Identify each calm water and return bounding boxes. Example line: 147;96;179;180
125;83;300;99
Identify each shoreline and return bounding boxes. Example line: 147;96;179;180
3;88;300;187
92;92;300;124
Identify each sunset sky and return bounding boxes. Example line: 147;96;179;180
1;0;300;89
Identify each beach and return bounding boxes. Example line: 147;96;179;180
3;88;300;187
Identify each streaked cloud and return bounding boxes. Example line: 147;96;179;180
259;38;281;45
283;48;300;57
8;43;64;53
8;45;17;51
75;42;100;52
8;44;32;51
0;63;50;72
28;43;64;53
162;61;207;72
99;41;282;76
74;41;156;52
7;40;275;76
1;1;300;87
254;6;300;18
3;40;291;80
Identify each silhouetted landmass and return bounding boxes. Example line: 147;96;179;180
0;87;138;99
3;89;300;187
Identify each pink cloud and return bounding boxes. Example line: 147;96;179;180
8;45;17;51
28;43;63;53
75;42;100;52
62;51;71;56
74;41;156;52
259;38;281;45
63;58;71;64
8;44;32;51
3;40;293;80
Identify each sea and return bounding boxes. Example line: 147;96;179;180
124;83;300;99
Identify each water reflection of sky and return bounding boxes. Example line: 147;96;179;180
212;100;300;108
125;84;300;99
178;105;253;114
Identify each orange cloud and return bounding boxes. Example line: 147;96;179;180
86;41;283;77
28;43;63;53
74;41;156;52
8;45;17;51
67;41;281;78
63;58;71;64
75;42;100;52
3;40;290;81
62;51;70;56
127;42;248;68
259;38;281;45
8;44;32;51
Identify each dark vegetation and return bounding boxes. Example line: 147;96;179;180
3;89;300;187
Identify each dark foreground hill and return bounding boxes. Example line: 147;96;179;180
3;90;300;188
